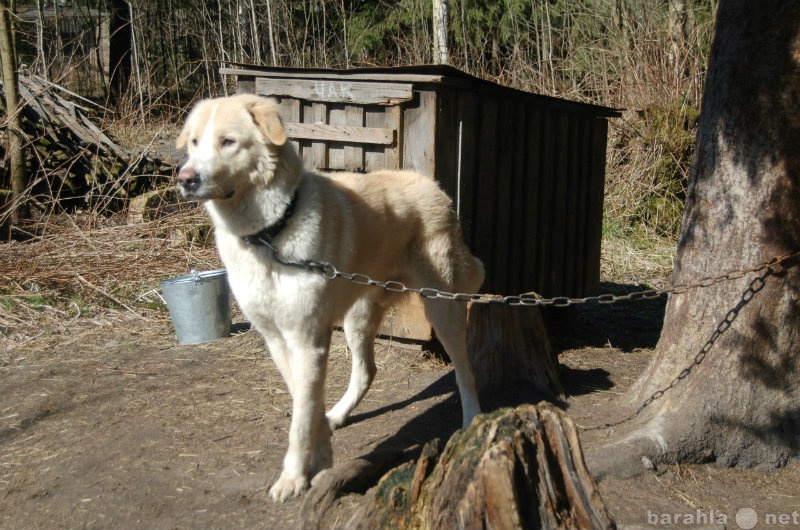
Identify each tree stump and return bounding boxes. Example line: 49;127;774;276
343;403;615;530
467;297;564;400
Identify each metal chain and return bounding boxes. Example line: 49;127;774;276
582;265;777;431
254;234;800;308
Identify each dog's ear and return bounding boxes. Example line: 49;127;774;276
247;97;287;147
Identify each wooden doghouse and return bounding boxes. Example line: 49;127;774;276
220;64;620;340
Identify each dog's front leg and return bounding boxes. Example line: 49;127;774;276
269;336;332;502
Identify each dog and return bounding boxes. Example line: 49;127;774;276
175;94;484;502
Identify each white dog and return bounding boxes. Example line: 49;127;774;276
176;94;484;501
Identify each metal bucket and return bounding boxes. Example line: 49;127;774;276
160;269;232;345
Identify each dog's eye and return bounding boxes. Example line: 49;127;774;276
221;138;236;148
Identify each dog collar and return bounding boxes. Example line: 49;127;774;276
242;190;299;247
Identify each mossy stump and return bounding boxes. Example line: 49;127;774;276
322;403;615;530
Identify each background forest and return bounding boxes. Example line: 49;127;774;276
3;0;717;239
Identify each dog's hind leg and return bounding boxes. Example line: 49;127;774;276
422;297;481;428
414;233;484;428
326;296;388;429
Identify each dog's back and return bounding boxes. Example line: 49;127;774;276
325;169;484;294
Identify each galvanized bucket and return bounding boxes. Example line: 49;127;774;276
160;269;232;345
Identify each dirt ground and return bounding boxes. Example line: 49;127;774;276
2;281;799;529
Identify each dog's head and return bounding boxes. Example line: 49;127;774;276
176;95;290;200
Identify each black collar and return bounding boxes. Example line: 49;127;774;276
242;190;299;247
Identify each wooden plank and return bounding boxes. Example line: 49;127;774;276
473;97;500;292
283;122;395;146
328;105;346;169
280;98;302;155
550;113;570;296
563;115;580;297
535;110;555;297
255;78;414;105
308;102;328;170
384;105;403;169
344;106;365;171
377;294;432;341
434;86;458;199
361;105;403;172
522;106;542;293
585;119;609;295
456;90;479;246
403;90;436;177
492;98;514;295
364;106;386;171
223;66;446;85
573;118;591;296
507;100;528;293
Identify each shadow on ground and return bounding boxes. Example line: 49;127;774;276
548;281;668;353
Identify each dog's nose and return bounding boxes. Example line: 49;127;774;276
177;167;200;192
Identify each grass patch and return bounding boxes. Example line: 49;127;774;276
600;218;676;289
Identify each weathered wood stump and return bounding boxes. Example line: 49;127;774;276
467;296;564;400
339;403;615;530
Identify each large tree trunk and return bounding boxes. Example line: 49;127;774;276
588;0;800;476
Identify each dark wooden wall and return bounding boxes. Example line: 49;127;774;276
432;84;609;298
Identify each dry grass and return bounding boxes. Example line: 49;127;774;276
600;227;675;290
0;208;220;345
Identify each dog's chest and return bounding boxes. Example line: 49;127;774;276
217;236;324;327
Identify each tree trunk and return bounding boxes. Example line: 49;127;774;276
667;0;694;81
588;0;800;476
432;0;448;65
344;404;615;530
108;0;132;101
0;0;26;225
467;298;563;400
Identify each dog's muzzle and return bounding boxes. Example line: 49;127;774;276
176;166;201;196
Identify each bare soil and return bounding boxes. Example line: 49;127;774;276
2;232;798;530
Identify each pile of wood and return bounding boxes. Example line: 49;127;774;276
1;72;173;213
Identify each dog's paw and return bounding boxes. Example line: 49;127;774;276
269;473;309;502
326;411;347;430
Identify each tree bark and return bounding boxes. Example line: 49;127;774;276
667;0;694;81
432;0;448;65
345;404;615;530
588;0;800;476
0;0;26;224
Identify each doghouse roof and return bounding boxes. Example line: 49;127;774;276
219;62;621;119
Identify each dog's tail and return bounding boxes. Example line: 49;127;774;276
462;255;485;295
